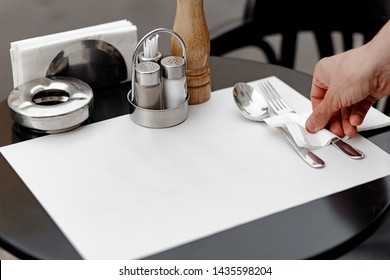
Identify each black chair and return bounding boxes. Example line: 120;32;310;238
210;0;390;69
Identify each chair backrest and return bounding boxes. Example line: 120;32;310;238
210;0;390;69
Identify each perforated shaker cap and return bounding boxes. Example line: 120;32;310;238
135;62;161;86
161;56;186;79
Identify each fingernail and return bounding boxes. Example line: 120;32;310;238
305;119;317;133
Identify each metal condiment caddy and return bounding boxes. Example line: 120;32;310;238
127;28;189;128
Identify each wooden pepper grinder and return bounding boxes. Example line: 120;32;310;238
171;0;211;105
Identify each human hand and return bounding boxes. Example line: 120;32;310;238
305;22;390;137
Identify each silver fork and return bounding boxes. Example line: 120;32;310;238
259;80;364;159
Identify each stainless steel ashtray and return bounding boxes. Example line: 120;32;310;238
7;76;93;134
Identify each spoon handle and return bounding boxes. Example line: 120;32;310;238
278;128;325;168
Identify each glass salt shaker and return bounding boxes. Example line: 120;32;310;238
160;56;187;109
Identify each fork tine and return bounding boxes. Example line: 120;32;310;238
258;80;284;112
264;80;288;109
258;81;279;112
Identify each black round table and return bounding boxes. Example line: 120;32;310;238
1;56;390;259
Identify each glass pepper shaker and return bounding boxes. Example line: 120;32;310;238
134;61;162;110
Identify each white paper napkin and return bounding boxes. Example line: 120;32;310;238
257;77;390;149
264;112;338;149
10;19;137;88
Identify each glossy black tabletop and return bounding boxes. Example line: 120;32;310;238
1;56;390;259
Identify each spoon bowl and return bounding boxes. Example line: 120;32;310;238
233;82;269;121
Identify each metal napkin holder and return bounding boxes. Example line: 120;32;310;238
127;28;189;128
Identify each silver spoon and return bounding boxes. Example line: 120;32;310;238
233;82;325;168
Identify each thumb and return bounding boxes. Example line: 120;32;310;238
305;102;335;133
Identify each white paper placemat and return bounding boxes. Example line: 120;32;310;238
2;76;390;259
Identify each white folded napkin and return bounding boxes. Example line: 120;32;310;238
264;112;338;149
255;76;390;150
264;104;390;149
10;19;137;88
